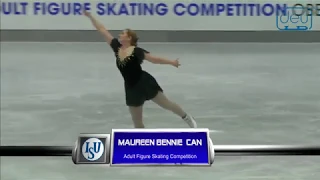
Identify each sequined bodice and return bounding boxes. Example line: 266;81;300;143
110;38;146;86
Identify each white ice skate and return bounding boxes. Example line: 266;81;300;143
183;114;197;128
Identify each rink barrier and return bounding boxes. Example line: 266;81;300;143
1;145;320;156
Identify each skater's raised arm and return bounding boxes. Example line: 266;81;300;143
83;11;114;45
144;53;181;68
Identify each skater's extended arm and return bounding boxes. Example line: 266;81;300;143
145;53;180;68
83;11;114;44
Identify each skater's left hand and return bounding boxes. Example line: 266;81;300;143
171;58;181;68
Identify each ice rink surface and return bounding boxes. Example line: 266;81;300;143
1;42;320;180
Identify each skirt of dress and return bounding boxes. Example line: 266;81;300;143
124;71;163;106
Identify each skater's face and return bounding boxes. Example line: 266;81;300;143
119;30;131;44
119;29;138;46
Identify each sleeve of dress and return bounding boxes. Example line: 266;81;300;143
135;47;149;64
110;38;121;53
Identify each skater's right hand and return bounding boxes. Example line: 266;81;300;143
83;10;91;17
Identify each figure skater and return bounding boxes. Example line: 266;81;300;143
84;11;197;128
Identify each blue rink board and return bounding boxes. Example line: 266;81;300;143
111;132;210;165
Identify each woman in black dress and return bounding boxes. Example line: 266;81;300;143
84;11;197;128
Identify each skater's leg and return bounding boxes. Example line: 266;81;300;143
128;106;144;128
151;91;186;117
151;91;197;128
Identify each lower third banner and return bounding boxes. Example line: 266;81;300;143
110;128;213;166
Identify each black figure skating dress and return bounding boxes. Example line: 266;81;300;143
110;38;163;106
